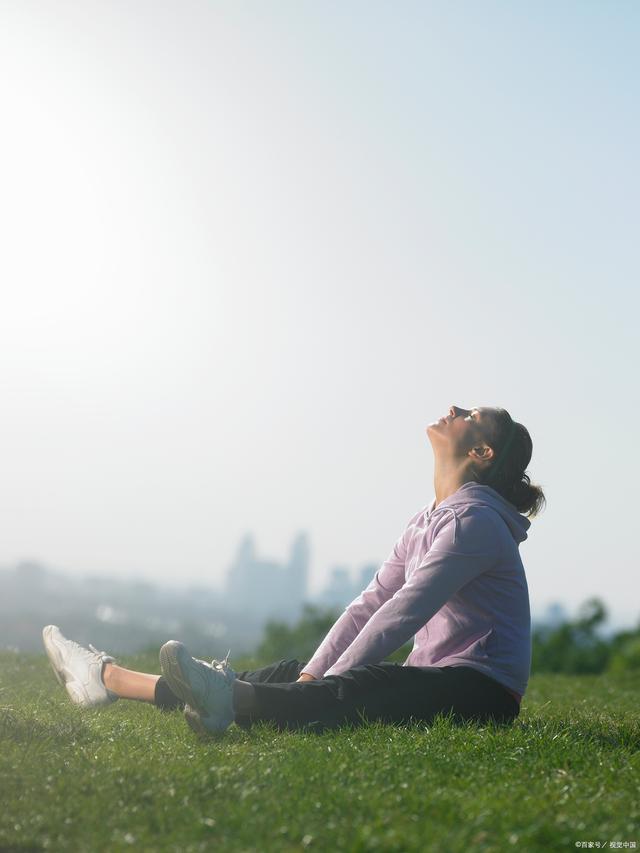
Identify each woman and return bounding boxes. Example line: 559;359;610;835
43;404;545;736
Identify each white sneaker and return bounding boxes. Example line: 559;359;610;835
159;641;236;735
42;625;119;708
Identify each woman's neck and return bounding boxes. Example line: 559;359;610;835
433;460;474;508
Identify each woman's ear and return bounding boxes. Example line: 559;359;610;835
470;445;494;463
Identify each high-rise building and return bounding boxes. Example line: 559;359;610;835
285;532;310;612
224;531;310;621
316;562;380;610
317;566;353;609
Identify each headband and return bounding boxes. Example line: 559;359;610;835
486;420;518;483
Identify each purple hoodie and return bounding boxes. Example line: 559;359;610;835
302;482;532;701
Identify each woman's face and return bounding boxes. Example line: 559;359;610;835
426;404;498;458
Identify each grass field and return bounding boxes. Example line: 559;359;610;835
1;651;638;853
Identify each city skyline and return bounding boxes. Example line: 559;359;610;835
2;528;636;636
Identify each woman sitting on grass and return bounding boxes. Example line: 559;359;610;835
43;404;545;737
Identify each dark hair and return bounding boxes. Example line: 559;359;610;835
474;408;546;518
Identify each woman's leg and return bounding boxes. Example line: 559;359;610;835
234;658;307;684
236;663;520;733
43;624;306;714
102;664;185;711
103;657;307;710
102;663;160;703
231;659;308;728
42;624;181;710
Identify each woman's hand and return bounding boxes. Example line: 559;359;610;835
296;672;317;683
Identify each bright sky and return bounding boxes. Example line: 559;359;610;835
1;1;638;628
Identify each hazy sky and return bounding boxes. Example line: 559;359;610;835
1;1;638;627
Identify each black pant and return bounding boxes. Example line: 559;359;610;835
233;659;520;733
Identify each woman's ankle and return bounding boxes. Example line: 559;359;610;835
102;661;115;690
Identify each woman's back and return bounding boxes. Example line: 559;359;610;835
403;483;532;699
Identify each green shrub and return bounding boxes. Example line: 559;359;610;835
607;634;640;674
532;597;612;674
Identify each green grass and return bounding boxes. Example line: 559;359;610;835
1;651;638;853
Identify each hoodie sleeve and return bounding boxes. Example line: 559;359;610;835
321;506;502;677
299;507;426;680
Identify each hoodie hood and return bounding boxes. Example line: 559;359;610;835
426;482;531;545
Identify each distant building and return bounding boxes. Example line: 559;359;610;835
286;532;310;611
316;562;380;611
224;531;310;622
317;566;353;610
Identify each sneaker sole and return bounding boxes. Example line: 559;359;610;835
183;705;228;737
42;626;69;689
159;641;206;711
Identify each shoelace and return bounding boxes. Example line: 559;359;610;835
88;643;115;663
210;649;233;676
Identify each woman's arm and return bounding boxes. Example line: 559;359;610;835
321;507;502;677
298;506;426;680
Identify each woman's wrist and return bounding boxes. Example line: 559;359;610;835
296;672;317;682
